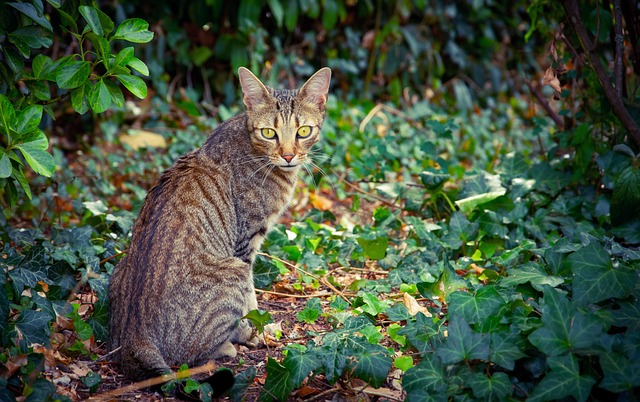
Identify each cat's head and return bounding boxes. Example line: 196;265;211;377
238;67;331;171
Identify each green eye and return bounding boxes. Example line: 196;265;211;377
297;126;312;138
261;128;276;139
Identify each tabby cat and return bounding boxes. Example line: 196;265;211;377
108;67;331;387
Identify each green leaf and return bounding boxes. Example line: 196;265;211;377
352;343;392;388
16;131;55;177
56;8;78;32
81;371;102;394
267;0;284;27
528;286;604;356
402;354;447;395
89;79;112;113
2;47;24;74
598;352;640;392
8;2;53;31
14;309;51;347
468;372;512;401
500;262;564;291
56;60;91;89
8;26;53;56
115;74;147;99
456;189;507;214
356;236;388;260
0;151;11;178
71;82;91;114
86;32;111;62
284;0;299;31
282;346;321;387
26;80;51;101
259;358;293;402
127;57;150;76
79;6;114;36
114;47;135;67
436;315;489;364
528;355;595;402
15;105;43;135
83;200;108;215
611;165;640;225
12;166;32;200
112;18;154;43
489;333;526;370
360;293;391;316
229;366;256;402
243;309;272;334
568;241;637;305
394;355;414;372
0;94;17;132
105;80;125;108
447;285;505;324
296;298;322;324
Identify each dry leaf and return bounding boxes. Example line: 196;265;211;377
403;293;432;317
119;129;167;150
310;192;333;211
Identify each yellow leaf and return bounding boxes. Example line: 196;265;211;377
119;129;166;150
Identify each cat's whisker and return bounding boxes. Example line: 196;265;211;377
306;160;335;192
302;162;318;189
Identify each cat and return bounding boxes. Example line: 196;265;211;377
108;67;331;391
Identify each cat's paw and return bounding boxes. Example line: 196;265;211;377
214;341;237;359
244;335;260;349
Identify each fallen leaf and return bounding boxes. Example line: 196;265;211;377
541;67;562;95
403;293;432;317
119;129;167;150
310;192;333;211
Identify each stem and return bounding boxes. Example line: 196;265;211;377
363;0;382;96
613;0;624;99
525;79;565;129
561;0;640;147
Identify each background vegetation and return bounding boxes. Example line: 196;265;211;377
1;0;639;400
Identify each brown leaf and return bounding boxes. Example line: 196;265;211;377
310;192;333;211
403;293;432;317
541;67;562;94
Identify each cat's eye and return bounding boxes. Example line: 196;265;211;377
297;126;312;138
261;128;276;139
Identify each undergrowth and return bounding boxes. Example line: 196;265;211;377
2;92;640;401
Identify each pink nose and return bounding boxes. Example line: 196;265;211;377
282;154;295;163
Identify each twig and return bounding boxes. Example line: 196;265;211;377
87;361;217;401
96;346;120;362
359;103;385;133
303;387;342;401
255;289;331;298
363;0;382;96
562;0;640;147
613;0;624;100
341;178;402;210
525;79;564;129
257;252;351;303
100;250;127;265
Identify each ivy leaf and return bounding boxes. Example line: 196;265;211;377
611;165;640;225
568;241;637;305
14;309;51;347
436;315;489;364
528;355;595;402
500;262;564;291
402;354;447;396
468;372;512;401
111;18;154;43
489;333;526;370
360;293;391;316
598;352;640;392
229;366;256;402
282;346;321;387
259;358;293;402
447;285;505;324
351;343;392;388
296;298;322;324
56;60;91;89
528;286;604;356
398;312;441;354
357;236;388;260
243;309;272;334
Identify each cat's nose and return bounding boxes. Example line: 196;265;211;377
281;154;295;163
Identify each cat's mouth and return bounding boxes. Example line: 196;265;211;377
277;164;300;171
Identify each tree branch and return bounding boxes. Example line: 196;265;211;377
526;79;565;130
613;0;624;100
561;0;640;147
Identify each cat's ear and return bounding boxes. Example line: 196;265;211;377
299;67;332;108
238;67;271;110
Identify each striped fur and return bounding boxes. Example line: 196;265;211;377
108;68;331;381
